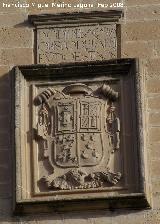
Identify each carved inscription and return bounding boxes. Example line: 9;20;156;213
35;83;121;191
37;24;117;63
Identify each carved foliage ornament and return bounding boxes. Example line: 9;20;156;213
35;83;121;191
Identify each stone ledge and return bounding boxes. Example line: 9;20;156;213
28;10;123;26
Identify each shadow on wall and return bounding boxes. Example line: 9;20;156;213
0;67;13;219
14;20;33;28
0;208;150;223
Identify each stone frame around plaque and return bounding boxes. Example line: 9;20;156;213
13;58;151;214
29;11;123;64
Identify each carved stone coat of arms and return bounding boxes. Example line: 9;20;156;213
35;83;121;191
15;59;151;212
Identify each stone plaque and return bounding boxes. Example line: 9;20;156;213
37;24;117;63
29;11;123;64
14;59;151;214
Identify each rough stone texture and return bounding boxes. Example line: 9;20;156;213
122;21;160;41
149;112;160;126
148;96;160;110
122;41;152;58
126;5;160;21
144;59;160;79
37;24;117;63
149;142;160;158
0;28;32;48
0;14;27;27
146;79;160;93
0;48;33;65
0;0;159;223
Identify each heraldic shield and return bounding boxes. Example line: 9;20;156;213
35;83;121;190
53;97;107;168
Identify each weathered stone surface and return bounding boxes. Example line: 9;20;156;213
123;21;160;41
145;59;160;79
37;24;117;63
146;79;160;93
149;112;160;126
152;178;160;193
0;14;27;27
14;59;149;213
152;193;160;209
148;96;160;110
0;28;32;48
0;48;33;65
126;5;160;21
122;41;152;58
151;40;160;58
151;159;160;177
149;142;160;159
148;127;160;142
29;12;122;64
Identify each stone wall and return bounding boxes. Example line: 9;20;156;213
0;0;160;223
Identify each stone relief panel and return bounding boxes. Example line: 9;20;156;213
34;83;121;191
14;60;151;214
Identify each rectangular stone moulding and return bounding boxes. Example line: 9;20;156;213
14;59;151;214
29;11;123;64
